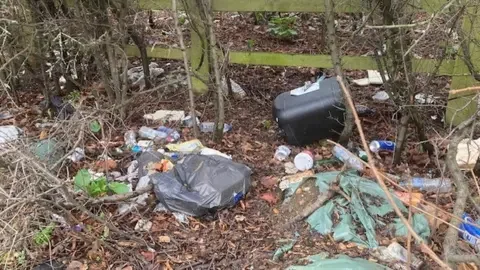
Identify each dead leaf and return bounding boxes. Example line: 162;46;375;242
164;261;173;270
66;261;86;270
141;251;155;262
121;266;133;270
260;175;278;189
346;242;357;248
39;130;48;140
235;215;246;222
260;192;278;205
459;263;477;270
417;203;451;230
94;159;117;172
393;191;423;207
338;242;347;250
240;200;246;210
409;152;430;166
158;235;171;243
117;241;138;247
241;142;254;152
273;208;280;214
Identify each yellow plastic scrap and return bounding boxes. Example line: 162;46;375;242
166;139;204;153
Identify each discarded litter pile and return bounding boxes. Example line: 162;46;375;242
114;121;249;219
282;171;430;248
266;116;480;269
1;105;247;229
271;167;435;268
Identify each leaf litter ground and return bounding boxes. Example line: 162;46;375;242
1;13;466;269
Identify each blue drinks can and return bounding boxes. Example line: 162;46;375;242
369;140;395;152
460;213;480;251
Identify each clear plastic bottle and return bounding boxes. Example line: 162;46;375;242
332;145;364;171
199;122;232;133
157;126;180;143
138;126;167;140
274;145;291;161
399;177;452;193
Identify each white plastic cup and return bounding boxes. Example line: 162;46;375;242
274;145;291;161
294;151;314;171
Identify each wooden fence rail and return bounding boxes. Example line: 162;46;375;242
127;0;480;126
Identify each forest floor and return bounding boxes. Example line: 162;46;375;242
2;11;477;270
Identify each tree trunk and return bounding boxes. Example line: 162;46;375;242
393;114;409;164
173;0;200;137
324;0;353;145
128;29;152;89
202;0;225;142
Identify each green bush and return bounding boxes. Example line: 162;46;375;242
267;16;298;40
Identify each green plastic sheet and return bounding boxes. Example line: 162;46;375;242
285;171;424;249
272;239;296;261
32;139;64;165
394;213;431;241
287;253;390;270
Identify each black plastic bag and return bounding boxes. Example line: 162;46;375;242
151;154;251;216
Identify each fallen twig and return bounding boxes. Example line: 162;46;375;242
85;184;153;205
336;76;450;269
448;86;480;95
447;254;480;265
14;150;152;249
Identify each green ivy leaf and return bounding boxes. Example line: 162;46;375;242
90;120;101;133
88;177;108;197
34;223;55;246
108;182;130;194
74;169;92;191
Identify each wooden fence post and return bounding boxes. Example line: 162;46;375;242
446;6;480;126
185;0;209;94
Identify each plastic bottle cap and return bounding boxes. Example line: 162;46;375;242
294;151;314;171
369;141;380;152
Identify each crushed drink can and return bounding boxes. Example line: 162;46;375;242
459;213;480;251
369;140;395;152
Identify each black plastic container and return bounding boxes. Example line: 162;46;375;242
273;78;345;146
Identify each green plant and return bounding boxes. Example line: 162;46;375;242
34;223;55;246
15;251;26;265
252;12;276;25
89;120;101;133
262;119;272;130
66;90;81;103
268;16;298;40
254;12;267;24
178;13;187;25
246;39;256;50
74;169;129;197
